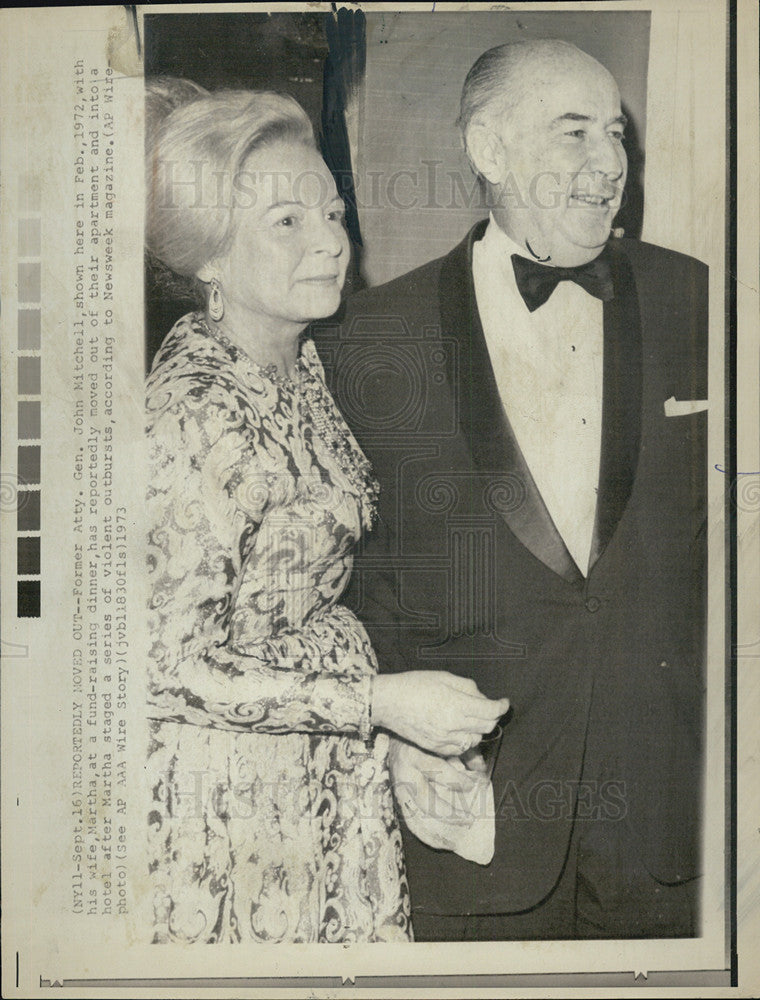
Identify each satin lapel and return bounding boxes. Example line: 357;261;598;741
588;242;643;570
438;222;582;584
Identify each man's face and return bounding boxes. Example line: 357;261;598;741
492;58;628;266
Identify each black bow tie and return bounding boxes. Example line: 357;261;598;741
511;249;614;312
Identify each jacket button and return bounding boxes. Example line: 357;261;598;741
585;596;601;613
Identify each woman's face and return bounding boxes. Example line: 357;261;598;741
214;140;349;333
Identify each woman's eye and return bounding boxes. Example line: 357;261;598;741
609;131;625;143
277;216;297;228
327;209;345;223
566;129;587;139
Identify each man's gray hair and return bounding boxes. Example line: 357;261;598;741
457;39;595;155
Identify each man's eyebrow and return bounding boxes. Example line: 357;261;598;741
551;112;593;127
550;112;629;127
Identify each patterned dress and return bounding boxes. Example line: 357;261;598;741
146;313;411;943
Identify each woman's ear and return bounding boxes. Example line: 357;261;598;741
465;122;507;186
196;262;217;283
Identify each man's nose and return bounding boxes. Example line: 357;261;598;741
587;136;626;181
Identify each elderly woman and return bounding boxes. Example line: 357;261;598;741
145;80;507;945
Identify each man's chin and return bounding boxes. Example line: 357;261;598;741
552;227;613;265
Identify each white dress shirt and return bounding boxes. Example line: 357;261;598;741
472;216;605;576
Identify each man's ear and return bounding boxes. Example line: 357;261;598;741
465;122;507;185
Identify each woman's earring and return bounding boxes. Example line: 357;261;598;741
208;278;224;322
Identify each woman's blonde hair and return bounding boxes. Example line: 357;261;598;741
146;78;315;283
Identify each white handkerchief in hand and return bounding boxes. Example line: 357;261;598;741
664;396;709;416
443;759;495;865
394;749;495;866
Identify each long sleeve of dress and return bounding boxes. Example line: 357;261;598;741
147;389;374;739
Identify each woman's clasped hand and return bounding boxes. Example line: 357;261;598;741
372;672;509;757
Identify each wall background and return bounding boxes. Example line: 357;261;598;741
143;8;724;330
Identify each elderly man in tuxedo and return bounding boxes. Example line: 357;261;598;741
322;39;707;940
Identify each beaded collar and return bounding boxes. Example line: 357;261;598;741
297;369;380;530
197;316;307;386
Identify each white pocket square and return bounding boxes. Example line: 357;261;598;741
664;396;709;416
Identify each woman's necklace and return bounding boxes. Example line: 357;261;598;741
298;366;379;530
198;316;301;383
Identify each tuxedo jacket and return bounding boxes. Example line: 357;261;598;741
317;220;708;916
